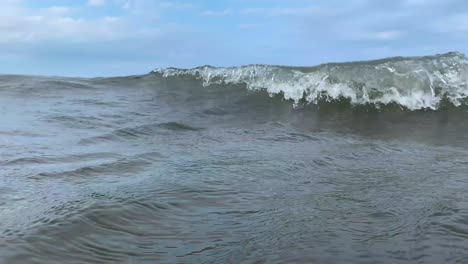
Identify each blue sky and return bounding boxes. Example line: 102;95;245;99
1;0;468;77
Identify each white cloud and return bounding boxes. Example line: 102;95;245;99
1;0;467;77
0;1;157;44
374;30;403;40
240;6;336;17
118;0;192;12
402;0;429;5
201;9;233;17
0;15;129;43
334;29;405;42
41;6;71;16
88;0;106;7
401;0;449;6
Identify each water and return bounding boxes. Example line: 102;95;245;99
2;52;468;263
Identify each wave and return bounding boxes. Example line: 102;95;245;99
79;122;200;145
152;52;468;110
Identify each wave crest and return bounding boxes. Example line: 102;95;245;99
153;52;468;110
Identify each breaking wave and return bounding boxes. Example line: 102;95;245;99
153;52;468;110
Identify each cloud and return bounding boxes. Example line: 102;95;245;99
0;15;130;44
374;30;403;40
401;0;448;6
41;6;71;16
88;0;106;7
1;0;468;77
0;1;161;44
240;6;336;17
118;0;193;12
200;9;233;17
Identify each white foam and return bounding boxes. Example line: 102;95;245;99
154;52;468;110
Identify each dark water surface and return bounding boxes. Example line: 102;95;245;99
1;70;468;263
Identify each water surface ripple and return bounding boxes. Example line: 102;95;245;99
1;72;468;264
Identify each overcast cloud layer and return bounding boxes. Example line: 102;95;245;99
1;0;467;76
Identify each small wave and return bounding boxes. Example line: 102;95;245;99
153;52;468;110
41;114;112;130
34;159;151;179
158;122;201;131
80;122;201;145
2;153;121;166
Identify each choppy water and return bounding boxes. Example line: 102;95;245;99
2;53;468;263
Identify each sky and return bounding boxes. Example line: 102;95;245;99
1;0;468;77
